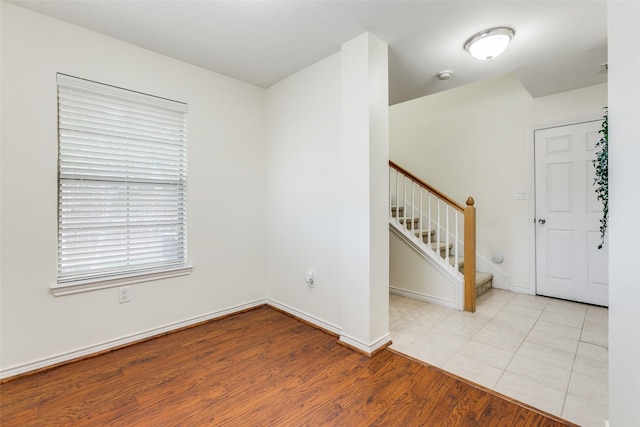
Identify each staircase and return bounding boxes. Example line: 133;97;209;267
391;205;493;298
389;161;493;312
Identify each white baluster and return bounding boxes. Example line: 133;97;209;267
445;205;450;262
436;199;441;255
419;187;423;245
427;193;431;245
403;175;407;229
389;166;392;219
454;210;460;271
410;180;415;235
395;170;399;224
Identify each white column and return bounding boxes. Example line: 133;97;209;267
339;32;390;354
608;2;640;425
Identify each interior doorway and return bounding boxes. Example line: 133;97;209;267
534;120;608;306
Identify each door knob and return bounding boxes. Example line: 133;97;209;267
538;218;546;224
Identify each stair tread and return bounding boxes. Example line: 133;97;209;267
476;271;493;286
398;217;419;222
414;229;436;237
475;271;493;298
430;241;453;250
397;217;420;230
449;256;464;266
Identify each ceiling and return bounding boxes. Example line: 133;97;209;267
10;0;608;105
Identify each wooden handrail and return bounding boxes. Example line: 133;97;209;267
389;161;464;211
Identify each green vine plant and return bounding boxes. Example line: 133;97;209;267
592;108;608;249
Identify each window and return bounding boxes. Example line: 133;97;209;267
54;74;190;295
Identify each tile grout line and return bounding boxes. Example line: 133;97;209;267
389;290;608;426
560;307;588;419
472;292;519;390
492;299;547;393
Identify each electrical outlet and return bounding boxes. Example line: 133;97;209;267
118;287;131;304
305;271;315;288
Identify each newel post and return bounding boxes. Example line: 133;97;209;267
464;197;476;312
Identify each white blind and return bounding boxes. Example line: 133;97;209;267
57;74;187;284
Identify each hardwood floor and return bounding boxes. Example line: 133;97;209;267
1;306;577;426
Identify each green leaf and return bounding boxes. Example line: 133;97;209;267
592;107;608;249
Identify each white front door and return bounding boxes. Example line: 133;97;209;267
534;120;608;306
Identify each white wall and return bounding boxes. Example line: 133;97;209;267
608;1;640;425
264;53;344;331
389;231;456;307
0;3;266;376
265;33;390;353
390;74;607;293
1;4;391;375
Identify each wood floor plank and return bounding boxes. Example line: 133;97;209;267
371;373;463;425
1;306;577;426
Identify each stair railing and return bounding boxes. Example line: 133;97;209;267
389;161;476;312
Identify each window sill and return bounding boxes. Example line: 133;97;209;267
51;266;193;296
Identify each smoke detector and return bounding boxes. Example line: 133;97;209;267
437;70;453;80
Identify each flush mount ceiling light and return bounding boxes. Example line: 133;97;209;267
464;27;515;60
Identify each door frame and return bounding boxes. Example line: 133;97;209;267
528;115;603;297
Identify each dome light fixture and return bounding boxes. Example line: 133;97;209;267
464;27;515;60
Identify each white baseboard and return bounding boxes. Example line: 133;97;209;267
507;284;533;294
0;298;267;380
266;298;342;336
2;298;395;380
389;286;456;310
339;331;392;355
262;299;393;355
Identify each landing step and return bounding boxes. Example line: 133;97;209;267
476;271;493;297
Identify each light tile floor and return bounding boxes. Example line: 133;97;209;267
389;289;608;427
